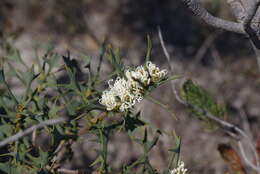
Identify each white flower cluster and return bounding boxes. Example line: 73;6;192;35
170;161;188;174
99;61;167;112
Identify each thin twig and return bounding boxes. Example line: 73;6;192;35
57;168;80;174
193;31;222;66
32;129;37;146
239;108;253;140
243;0;260;29
51;140;74;171
238;108;260;170
146;95;177;120
0;117;67;148
189;103;260;172
251;43;260;70
157;27;186;105
210;45;223;68
238;141;260;172
243;1;260;50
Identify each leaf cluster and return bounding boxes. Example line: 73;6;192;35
0;41;179;174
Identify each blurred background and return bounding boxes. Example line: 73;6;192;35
1;0;260;173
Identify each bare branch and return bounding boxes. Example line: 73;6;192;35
193;30;222;66
238;141;260;172
238;108;260;170
188;103;260;172
243;1;260;49
57;168;80;174
252;44;260;69
0;117;67;148
210;45;223;68
51;140;74;171
157;27;186;105
181;0;245;34
243;0;260;28
191;105;245;139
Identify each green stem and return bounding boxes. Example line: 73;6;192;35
145;95;177;120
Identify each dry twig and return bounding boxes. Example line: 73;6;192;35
57;168;80;174
0;117;67;148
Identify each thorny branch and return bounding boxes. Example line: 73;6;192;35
0;117;67;148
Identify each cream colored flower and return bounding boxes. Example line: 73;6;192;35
170;161;187;174
125;69;145;102
99;90;119;111
111;78;134;103
119;102;133;112
131;66;151;86
100;61;168;112
125;70;133;81
146;61;167;83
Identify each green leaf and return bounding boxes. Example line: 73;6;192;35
6;46;29;69
108;47;124;77
0;124;13;139
181;79;226;129
145;35;152;62
26;148;49;168
124;113;145;132
90;155;102;167
145;130;161;152
0;69;5;83
0;69;18;104
45;53;59;74
81;54;91;68
62;54;82;92
0;162;11;173
6;63;26;85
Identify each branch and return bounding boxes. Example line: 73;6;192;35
238;107;260;169
193;30;222;65
158;28;247;139
57;168;80;174
181;0;245;34
0;117;67;148
157;27;186;105
243;0;260;28
187;101;260;172
243;0;260;49
158;28;260;172
238;141;260;172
